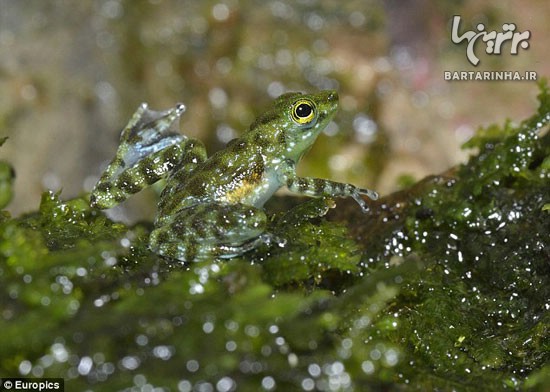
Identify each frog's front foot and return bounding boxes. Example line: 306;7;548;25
353;187;379;213
258;232;287;248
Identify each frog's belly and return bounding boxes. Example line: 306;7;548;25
222;170;281;208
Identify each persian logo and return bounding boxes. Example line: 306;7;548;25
451;15;531;66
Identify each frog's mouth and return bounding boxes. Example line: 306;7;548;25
314;106;337;131
315;111;329;128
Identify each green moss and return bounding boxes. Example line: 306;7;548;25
259;197;362;288
0;137;14;210
1;82;549;390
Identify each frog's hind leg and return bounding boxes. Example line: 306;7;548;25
149;203;272;262
156;138;207;221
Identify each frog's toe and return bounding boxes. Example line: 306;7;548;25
358;187;379;200
350;193;372;213
216;234;276;259
259;232;286;247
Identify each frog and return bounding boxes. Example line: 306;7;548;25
90;90;378;262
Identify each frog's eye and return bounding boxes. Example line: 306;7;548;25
291;100;316;125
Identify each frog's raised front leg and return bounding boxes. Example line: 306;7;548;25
149;202;275;262
280;162;378;213
91;103;206;209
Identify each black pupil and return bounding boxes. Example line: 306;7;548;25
296;103;312;118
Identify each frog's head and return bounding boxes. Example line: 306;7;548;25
278;90;338;161
250;90;339;162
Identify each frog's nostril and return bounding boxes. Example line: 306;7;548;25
328;91;339;102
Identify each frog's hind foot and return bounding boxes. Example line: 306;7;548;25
216;233;286;259
151;233;283;263
90;103;189;210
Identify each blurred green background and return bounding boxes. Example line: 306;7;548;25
0;0;548;219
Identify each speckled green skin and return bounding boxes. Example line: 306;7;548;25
91;91;378;262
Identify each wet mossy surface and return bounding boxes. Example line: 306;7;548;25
1;83;549;391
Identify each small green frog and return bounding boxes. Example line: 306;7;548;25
90;91;378;262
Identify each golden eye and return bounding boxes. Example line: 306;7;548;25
291;100;316;125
